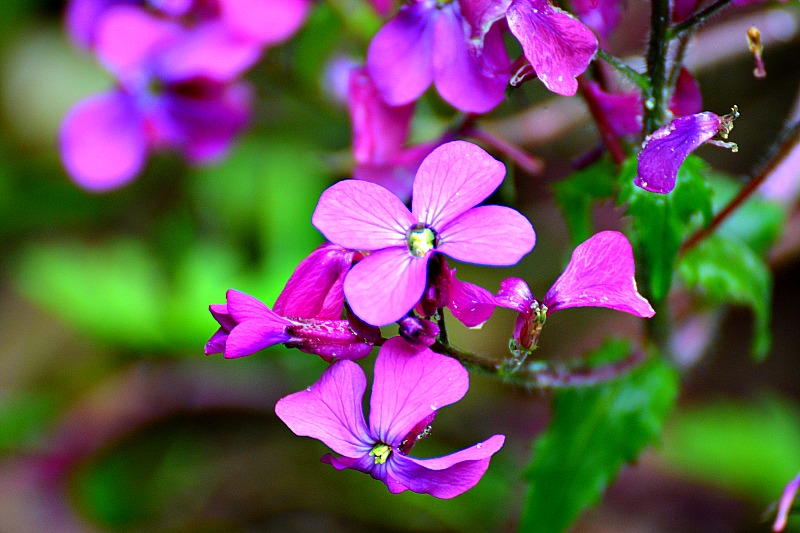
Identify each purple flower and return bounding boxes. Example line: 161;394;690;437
366;0;512;113
312;140;536;326
496;231;654;352
349;66;436;201
635;107;739;194
571;0;623;43
275;336;505;498
506;0;598;96
774;471;800;532
417;256;498;328
206;289;374;361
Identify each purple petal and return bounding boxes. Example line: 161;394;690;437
274;244;354;320
155;23;261;83
312;180;415;251
203;328;229;355
66;0;127;48
349;66;415;165
495;277;535;313
543;231;655;317
275;360;373;457
774;472;800;532
367;2;435;106
447;274;497;328
459;0;511;43
571;0;623;40
669;68;703;119
149;0;193;16
226;289;293;325
224;319;292;358
438;205;536;265
60;91;147;192
369;337;469;444
634;112;722;194
218;0;311;45
507;0;598;96
411;141;506;229
344;247;429;326
583;80;642;137
94;5;180;81
672;0;702;23
388;434;504;498
432;8;510;113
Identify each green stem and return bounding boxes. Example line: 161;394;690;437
644;0;672;133
436;312;449;346
597;50;649;90
668;0;735;39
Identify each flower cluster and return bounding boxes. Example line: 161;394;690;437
60;0;311;191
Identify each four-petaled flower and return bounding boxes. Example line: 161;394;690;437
312;140;536;326
275;336;505;498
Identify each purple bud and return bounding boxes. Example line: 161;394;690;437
398;316;439;347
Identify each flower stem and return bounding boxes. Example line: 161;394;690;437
465;126;544;175
644;0;672;133
436;312;449;346
680;118;800;256
597;50;649;90
668;0;735;39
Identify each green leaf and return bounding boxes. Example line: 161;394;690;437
519;341;679;533
619;155;713;302
553;158;617;245
678;233;772;359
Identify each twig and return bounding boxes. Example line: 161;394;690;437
668;0;735;39
644;0;672;133
597;50;649;90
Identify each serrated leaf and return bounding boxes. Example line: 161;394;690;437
553;158;617;245
519;341;679;533
678;233;772;359
619;155;713;302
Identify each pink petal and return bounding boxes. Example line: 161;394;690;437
669;68;703;119
634;112;722;194
543;231;655;317
367;2;436;106
583;80;642;137
411;141;506;229
204;328;228;355
459;0;512;43
448;275;497;328
219;0;311;46
343;247;429;326
274;244;354;320
507;0;598;96
60;91;147;192
95;5;180;81
571;0;623;40
438;205;536;265
774;472;800;532
369;338;469;444
224;319;292;358
388;434;505;498
312;180;415;251
226;289;292;325
65;0;119;48
495;277;535;313
275;360;373;457
432;8;510;113
349;66;415;165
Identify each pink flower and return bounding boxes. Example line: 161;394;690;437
635;107;739;194
312;141;536;326
774;471;800;532
275;337;505;498
496;231;654;352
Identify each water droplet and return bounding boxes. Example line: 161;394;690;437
644;98;656;110
557;75;563;82
476;443;483;449
429;403;438;410
533;8;538;12
306;386;312;392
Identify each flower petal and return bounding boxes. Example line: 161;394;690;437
669;68;703;119
275;360;372;457
388;434;505;498
367;2;436;106
507;0;598;96
369;338;469;444
571;0;623;41
65;0;117;48
582;80;642;137
224;320;292;358
543;231;655;317
219;0;311;46
634;112;722;194
60;91;147;192
344;247;429;326
226;289;292;325
459;0;511;43
204;328;229;355
432;8;510;113
312;180;415;251
495;277;535;313
438;205;535;265
447;271;497;328
411;141;506;229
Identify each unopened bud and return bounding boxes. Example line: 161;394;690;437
398;316;439;347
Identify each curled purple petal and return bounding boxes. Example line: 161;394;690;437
634;111;724;194
543;231;655;317
224;319;293;358
412;141;506;229
438;205;535;266
343;247;429;326
369;338;469;445
388;434;505;498
507;0;598;96
60;91;148;192
275;360;372;457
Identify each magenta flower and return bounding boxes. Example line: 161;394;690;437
275;337;505;498
417;256;498;328
206;289;374;362
366;0;512;113
312;140;536;326
635;107;739;194
506;0;598;96
571;0;623;43
496;231;654;352
349;66;436;201
774;471;800;532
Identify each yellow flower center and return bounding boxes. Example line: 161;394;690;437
370;443;392;465
406;224;437;258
